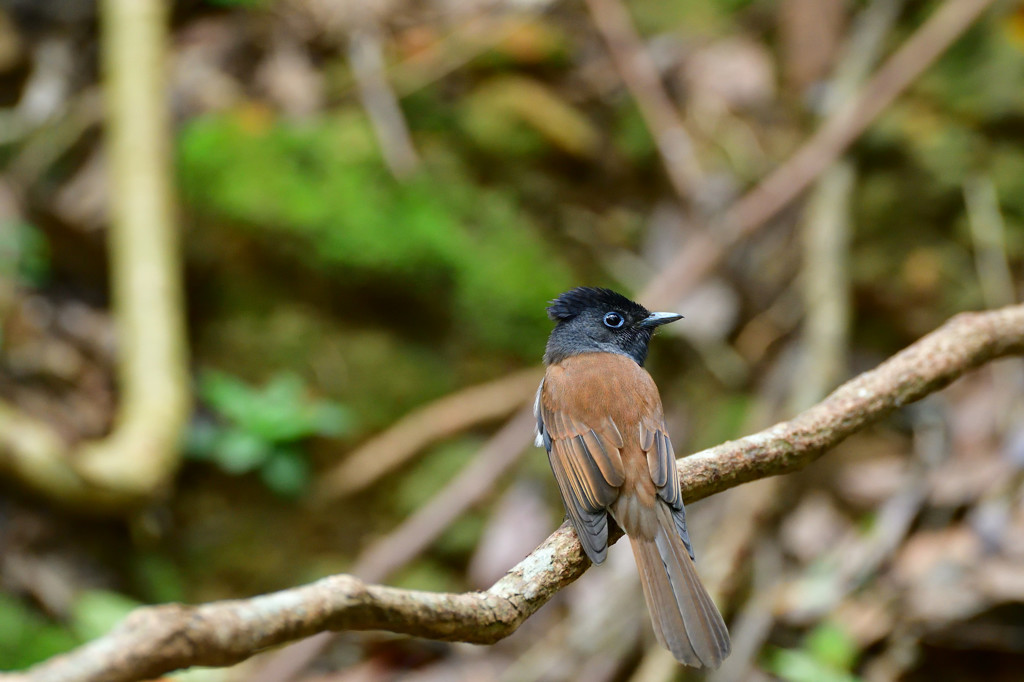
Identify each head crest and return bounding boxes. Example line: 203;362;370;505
546;287;648;321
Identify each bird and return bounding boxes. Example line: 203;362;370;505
534;286;731;668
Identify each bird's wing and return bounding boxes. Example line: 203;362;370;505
640;415;694;559
536;377;626;564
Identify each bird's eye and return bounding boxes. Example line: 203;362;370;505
603;312;624;328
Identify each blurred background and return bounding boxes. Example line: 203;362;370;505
0;0;1023;680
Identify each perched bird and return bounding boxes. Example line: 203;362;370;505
535;287;730;668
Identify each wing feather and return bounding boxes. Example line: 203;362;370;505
640;417;694;559
535;376;626;565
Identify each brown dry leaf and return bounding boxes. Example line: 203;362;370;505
298;658;391;682
835;452;911;509
894;526;987;624
777;0;845;93
0;9;23;71
928;457;1013;507
780;491;853;564
394;25;441;64
893;526;980;583
491;15;567;64
255;37;324;119
462;75;601;158
996;496;1024;560
946;370;1003;457
389;654;500;682
684;36;776;112
976;559;1024;604
54;148;107;232
833;595;895;647
171;17;245;116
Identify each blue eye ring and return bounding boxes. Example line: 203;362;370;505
603;312;624;328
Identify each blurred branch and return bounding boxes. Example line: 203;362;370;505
964;175;1016;309
790;0;904;412
349;21;420;179
722;0;992;238
790;161;854;411
821;0;905;112
0;0;189;506
963;174;1024;424
349;407;537;582
641;0;997;308
0;38;74;144
314;368;542;502
10;304;1024;682
584;0;703;204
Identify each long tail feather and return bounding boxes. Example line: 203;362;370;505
627;505;731;668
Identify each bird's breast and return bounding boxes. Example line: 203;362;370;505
543;352;662;429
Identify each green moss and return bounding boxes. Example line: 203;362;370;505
178;109;570;356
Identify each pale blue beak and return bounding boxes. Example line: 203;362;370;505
639;311;683;328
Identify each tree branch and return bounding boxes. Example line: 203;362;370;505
314;368;542;503
0;0;190;508
584;0;703;204
8;305;1024;682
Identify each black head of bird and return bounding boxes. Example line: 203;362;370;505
543;287;682;367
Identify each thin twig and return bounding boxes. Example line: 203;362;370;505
790;160;854;412
963;174;1024;424
349;21;420;179
350;408;538;581
584;0;703;204
313;368;543;503
9;304;1024;682
790;0;905;411
964;175;1016;309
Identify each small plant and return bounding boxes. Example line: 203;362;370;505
766;622;863;682
0;590;141;669
0;219;50;287
187;370;353;497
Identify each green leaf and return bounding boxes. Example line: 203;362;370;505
184;419;221;459
310;402;353;438
132;553;186;604
766;623;862;682
214;427;271;473
243;373;313;442
199;371;261;426
0;220;50;287
14;627;79;668
178;112;570;359
260;448;311;498
198;370;348;444
0;593;36;647
806;622;859;671
767;649;860;682
70;590;143;642
0;593;82;667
